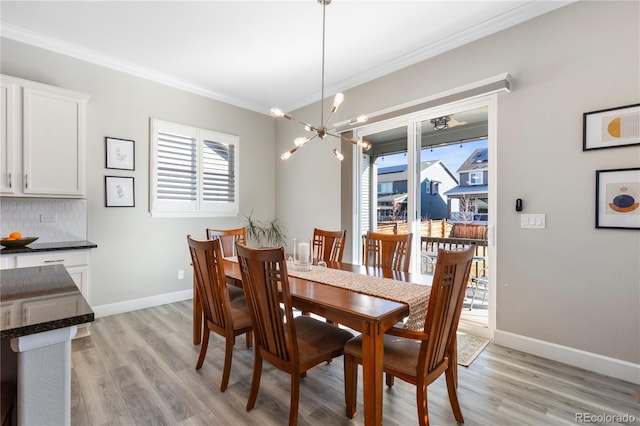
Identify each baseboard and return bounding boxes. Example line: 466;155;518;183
92;289;193;318
494;330;640;385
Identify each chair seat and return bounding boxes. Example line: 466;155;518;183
293;316;354;364
227;284;244;301
345;334;420;377
228;297;253;331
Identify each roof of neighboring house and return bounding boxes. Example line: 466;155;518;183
457;148;488;173
443;184;488;196
378;193;408;203
377;160;458;184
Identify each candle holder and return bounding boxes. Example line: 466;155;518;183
293;238;312;271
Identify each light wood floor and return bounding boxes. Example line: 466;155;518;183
71;301;639;425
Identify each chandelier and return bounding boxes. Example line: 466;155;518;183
271;0;371;161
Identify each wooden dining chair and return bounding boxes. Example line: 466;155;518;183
236;244;354;426
344;245;475;426
206;227;247;301
312;228;347;262
363;230;413;272
206;227;247;256
187;235;253;392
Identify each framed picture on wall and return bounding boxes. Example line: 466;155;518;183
105;176;135;207
583;104;640;151
105;137;135;170
596;167;640;229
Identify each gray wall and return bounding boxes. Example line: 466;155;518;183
277;1;640;365
0;39;277;307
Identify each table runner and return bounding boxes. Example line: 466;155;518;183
225;256;430;331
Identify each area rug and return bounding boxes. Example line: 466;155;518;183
457;333;490;366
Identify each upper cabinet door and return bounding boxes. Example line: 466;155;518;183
22;86;88;197
0;80;16;194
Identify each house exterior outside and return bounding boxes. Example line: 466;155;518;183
377;160;458;221
444;147;489;224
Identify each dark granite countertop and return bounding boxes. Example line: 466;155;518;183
0;264;94;339
0;240;97;255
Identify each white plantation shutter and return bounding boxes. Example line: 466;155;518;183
151;119;239;217
157;130;197;201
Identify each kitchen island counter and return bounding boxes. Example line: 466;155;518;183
1;264;94;426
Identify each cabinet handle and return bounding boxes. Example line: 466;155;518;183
24;174;28;189
7;172;11;188
43;259;65;263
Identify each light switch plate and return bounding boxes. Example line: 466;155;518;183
521;214;545;229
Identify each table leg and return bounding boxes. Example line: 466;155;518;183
361;320;384;426
193;276;202;345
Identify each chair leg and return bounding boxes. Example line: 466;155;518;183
220;336;234;392
344;354;358;419
451;336;458;388
416;382;429;426
445;365;464;423
246;350;263;411
288;372;301;426
385;372;395;388
195;329;210;369
246;331;253;349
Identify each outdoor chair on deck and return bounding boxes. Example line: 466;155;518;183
186;236;253;392
363;230;413;272
236;244;354;426
344;245;475;426
312;228;347;263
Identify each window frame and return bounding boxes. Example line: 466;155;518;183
469;171;483;185
150;118;239;218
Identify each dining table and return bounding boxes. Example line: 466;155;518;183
192;259;433;426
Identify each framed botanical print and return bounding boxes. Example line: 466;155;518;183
105;137;135;170
105;176;135;207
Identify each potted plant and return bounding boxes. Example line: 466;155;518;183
244;211;287;247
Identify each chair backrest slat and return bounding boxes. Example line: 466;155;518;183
421;245;475;374
312;228;347;263
187;236;231;330
363;231;413;272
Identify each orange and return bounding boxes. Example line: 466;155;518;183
9;231;21;239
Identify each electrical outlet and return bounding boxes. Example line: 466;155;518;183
40;213;57;222
177;270;184;280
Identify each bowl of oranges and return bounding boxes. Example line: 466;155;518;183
0;232;38;248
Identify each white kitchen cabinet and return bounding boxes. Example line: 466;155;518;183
0;74;90;197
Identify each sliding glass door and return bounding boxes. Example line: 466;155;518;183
352;96;495;337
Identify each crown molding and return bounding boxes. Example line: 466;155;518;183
0;23;268;114
1;1;573;116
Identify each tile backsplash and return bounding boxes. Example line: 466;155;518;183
0;198;87;242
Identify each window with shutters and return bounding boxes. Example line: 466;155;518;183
150;119;239;217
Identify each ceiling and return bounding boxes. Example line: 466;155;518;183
0;1;572;116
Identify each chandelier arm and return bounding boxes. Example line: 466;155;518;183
323;107;337;129
325;131;372;151
285;113;319;132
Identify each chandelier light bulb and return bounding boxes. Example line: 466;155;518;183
281;151;291;160
333;148;344;161
356;114;368;123
332;93;344;112
294;136;309;147
271;107;284;117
